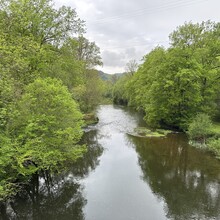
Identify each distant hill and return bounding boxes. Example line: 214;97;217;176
114;73;125;78
98;71;112;81
98;71;125;81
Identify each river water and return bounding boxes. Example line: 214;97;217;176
1;105;220;220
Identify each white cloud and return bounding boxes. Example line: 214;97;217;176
55;0;220;73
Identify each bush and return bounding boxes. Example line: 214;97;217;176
187;113;212;143
0;77;87;200
10;77;86;173
208;138;220;158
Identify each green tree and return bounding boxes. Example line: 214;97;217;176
0;0;105;201
170;21;220;115
113;74;131;105
122;21;220;129
1;0;84;45
0;134;17;200
45;38;85;90
0;73;15;131
0;78;86;199
0;0;85;85
73;70;104;112
75;35;103;69
9;78;86;173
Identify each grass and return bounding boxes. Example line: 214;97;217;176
145;132;165;137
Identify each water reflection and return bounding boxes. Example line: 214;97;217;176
1;105;220;220
2;173;86;220
0;129;103;220
72;130;104;178
128;134;220;220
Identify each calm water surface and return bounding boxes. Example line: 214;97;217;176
1;105;220;220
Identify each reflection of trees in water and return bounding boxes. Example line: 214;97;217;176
128;134;220;220
71;129;104;178
1;173;86;220
0;129;103;220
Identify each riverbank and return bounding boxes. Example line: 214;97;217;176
210;122;220;136
190;122;220;159
83;112;99;125
207;122;220;159
1;105;220;219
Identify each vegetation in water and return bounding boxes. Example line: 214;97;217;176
208;138;220;159
83;113;99;126
128;127;173;138
188;114;220;159
187;113;213;143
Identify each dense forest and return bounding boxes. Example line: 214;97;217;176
113;21;220;156
0;0;220;203
114;21;220;129
0;0;106;200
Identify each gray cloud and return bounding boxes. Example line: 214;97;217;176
102;51;126;67
56;0;220;73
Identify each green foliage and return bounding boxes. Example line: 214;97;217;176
1;0;85;45
73;70;105;112
116;21;220;129
75;36;103;68
0;74;15;130
129;127;172;138
210;123;220;136
45;36;102;92
0;0;103;201
208;138;220;159
0;133;18;200
52;38;85;89
10;78;85;171
0;0;85;86
113;74;131;105
0;78;86;199
187;113;212;142
144;48;203;128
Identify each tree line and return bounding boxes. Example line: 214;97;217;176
0;0;104;200
113;21;220;130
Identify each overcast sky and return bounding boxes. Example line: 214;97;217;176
55;0;220;74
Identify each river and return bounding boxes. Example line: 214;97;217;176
1;105;220;220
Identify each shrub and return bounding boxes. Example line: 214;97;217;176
187;113;212;143
208;138;220;158
10;77;86;173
